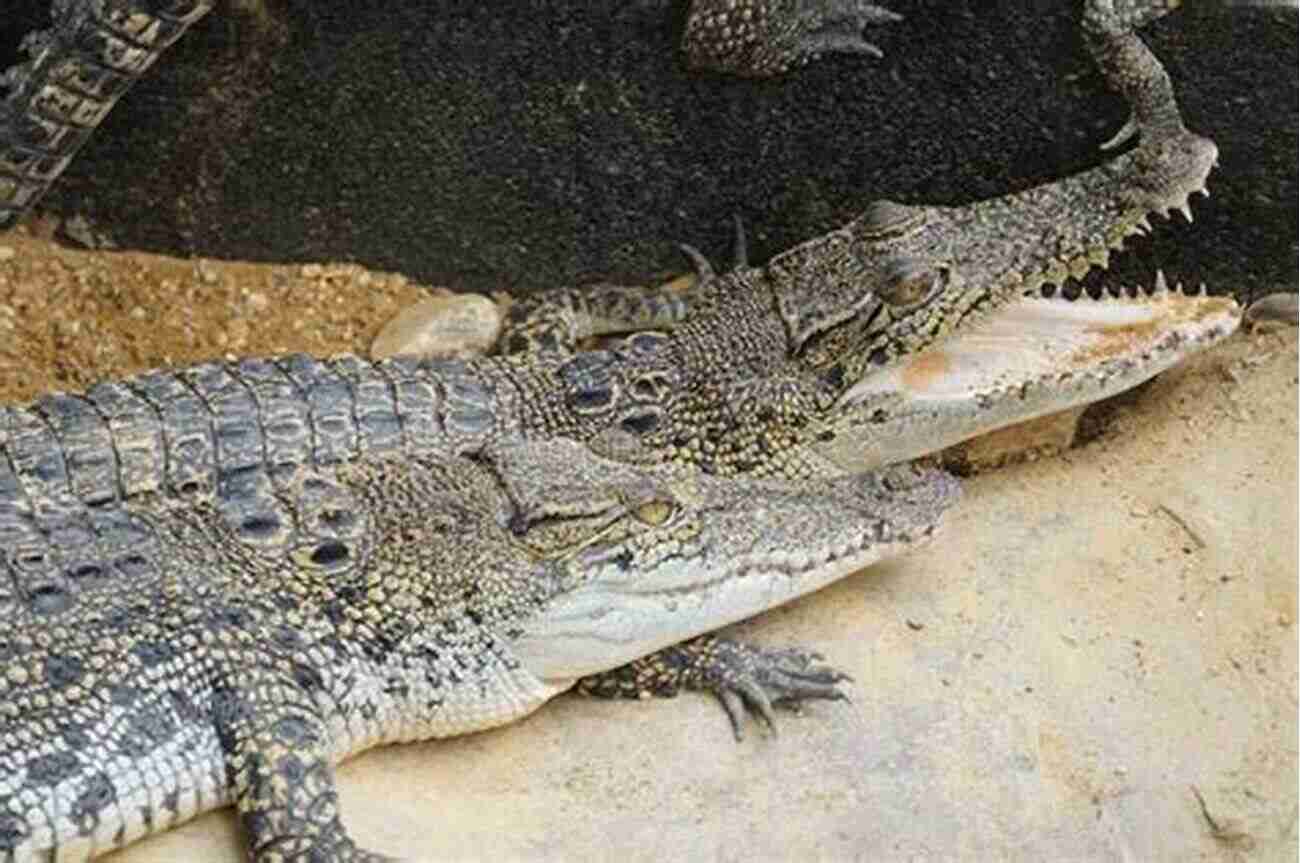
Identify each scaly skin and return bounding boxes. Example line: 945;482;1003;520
493;0;1237;475
1;4;1234;480
0;0;215;230
682;0;902;77
0;438;957;861
0;5;1236;491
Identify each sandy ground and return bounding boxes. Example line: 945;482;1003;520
0;229;1295;861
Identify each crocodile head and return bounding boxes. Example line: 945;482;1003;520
750;1;1237;470
772;130;1237;472
773;129;1219;386
810;272;1241;471
509;459;959;684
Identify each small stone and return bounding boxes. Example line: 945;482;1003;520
300;263;323;278
0;246;14;262
245;292;270;312
1244;293;1298;330
371;294;503;360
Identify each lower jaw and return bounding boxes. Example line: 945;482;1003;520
821;276;1242;472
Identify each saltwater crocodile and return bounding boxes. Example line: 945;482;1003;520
440;0;1241;473
0;0;903;231
0;430;956;861
0;2;1240;484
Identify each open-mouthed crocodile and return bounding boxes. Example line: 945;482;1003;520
0;0;901;230
482;0;1238;472
0;3;1239;490
0;433;957;862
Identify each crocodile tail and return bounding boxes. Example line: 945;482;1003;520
0;0;214;229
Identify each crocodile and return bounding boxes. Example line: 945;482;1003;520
454;0;1240;474
0;0;904;232
0;430;957;862
0;2;1241;483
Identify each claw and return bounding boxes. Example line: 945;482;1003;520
732;214;749;269
1100;113;1140;151
720;688;749;741
735;679;778;737
679;242;716;282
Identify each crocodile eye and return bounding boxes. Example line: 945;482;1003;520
632;500;675;526
879;259;941;309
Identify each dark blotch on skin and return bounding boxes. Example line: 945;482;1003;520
71;773;117;834
238;514;282;539
620;412;660;435
310;541;350;567
131;640;176;666
0;812;29;849
822;364;846;390
26;750;81;785
121;706;177;756
44;653;85;688
568;386;614;412
114;553;152;578
29;583;72;615
272;716;317;746
66;563;104;581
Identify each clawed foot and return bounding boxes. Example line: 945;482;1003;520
1083;0;1189;149
684;1;902;77
577;634;852;740
706;640;853;741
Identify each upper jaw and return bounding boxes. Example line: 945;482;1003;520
507;465;959;683
813;273;1242;473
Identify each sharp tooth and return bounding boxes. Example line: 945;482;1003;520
1154;269;1169;294
1178;202;1194;223
1138;215;1153;233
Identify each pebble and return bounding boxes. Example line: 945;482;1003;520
300;263;323;278
1244;292;1298;329
0;246;14;262
371;293;503;360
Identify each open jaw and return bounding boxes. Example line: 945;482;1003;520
815;272;1242;472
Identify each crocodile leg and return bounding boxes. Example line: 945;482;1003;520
1084;0;1187;150
499;282;695;355
0;0;215;229
684;0;903;77
578;634;851;741
215;673;394;863
497;216;750;354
